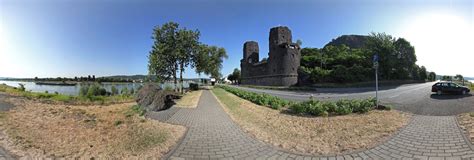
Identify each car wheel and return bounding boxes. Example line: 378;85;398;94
437;90;442;95
462;90;467;95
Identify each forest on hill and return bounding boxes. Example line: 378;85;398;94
299;33;436;84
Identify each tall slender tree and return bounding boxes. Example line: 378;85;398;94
176;29;200;93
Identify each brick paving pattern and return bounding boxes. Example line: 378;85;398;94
1;90;474;159
159;90;474;160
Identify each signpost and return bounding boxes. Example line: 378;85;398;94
373;54;379;108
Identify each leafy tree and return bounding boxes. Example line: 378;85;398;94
428;72;437;81
227;68;241;84
195;45;228;79
148;22;180;91
365;32;396;80
419;66;427;81
176;28;200;93
455;74;464;81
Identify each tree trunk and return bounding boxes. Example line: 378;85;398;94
174;64;178;92
179;62;184;94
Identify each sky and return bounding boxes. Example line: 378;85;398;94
0;0;473;78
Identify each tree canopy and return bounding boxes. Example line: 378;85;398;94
299;32;430;83
148;21;227;92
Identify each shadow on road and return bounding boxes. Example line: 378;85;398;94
429;93;472;100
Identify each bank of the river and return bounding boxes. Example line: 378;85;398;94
0;84;134;105
0;80;192;96
0;94;185;158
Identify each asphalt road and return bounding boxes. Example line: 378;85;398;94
230;82;474;116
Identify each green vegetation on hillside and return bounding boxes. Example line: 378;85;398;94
300;33;436;84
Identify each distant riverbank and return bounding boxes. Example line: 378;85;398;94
0;80;191;96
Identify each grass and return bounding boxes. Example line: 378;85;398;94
0;84;134;105
0;98;185;158
175;90;203;108
212;87;410;155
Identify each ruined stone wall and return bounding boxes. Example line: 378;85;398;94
240;26;301;86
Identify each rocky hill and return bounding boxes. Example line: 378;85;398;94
324;35;369;48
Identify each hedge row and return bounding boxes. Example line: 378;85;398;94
289;98;377;116
218;85;382;116
218;85;289;109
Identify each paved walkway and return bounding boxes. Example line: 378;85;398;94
153;90;474;160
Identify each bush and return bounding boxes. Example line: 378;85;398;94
218;85;288;110
79;85;89;96
163;84;173;91
290;98;376;116
189;83;199;91
111;86;118;95
18;83;26;91
121;87;129;95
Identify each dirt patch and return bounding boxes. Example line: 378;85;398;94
0;96;185;159
458;113;474;142
212;88;411;155
175;90;202;108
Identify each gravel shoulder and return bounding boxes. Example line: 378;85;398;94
212;87;411;155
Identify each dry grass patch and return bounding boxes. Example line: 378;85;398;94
0;96;185;159
212;88;411;155
175;90;202;108
458;113;474;142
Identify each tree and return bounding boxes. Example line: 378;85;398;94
455;74;464;85
206;46;228;79
394;38;417;80
195;45;228;79
176;28;200;93
148;22;180;91
455;74;464;81
227;68;240;84
428;72;437;81
419;66;427;81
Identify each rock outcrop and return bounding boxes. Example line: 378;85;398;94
325;35;369;49
135;83;178;111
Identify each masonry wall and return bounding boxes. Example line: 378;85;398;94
240;26;300;86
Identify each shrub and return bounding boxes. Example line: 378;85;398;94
163;84;173;91
18;83;26;91
189;83;199;91
121;87;129;96
79;85;89;96
217;85;288;110
289;103;307;114
111;86;118;95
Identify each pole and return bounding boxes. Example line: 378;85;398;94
375;66;379;108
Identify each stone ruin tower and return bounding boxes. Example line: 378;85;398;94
240;26;301;86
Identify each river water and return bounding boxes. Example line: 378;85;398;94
0;80;190;96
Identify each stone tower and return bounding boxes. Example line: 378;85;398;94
240;26;301;86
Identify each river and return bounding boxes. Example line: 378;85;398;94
0;80;191;96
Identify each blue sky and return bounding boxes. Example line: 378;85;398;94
1;0;473;78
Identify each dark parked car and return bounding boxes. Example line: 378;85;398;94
432;82;470;95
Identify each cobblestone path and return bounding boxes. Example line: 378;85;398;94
2;90;473;159
156;90;474;160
